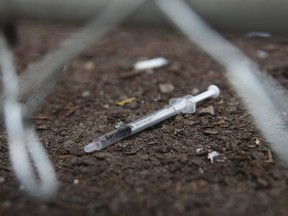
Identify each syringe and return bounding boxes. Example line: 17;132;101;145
84;85;220;153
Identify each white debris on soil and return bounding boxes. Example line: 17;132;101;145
73;179;79;184
198;167;205;174
103;104;109;109
81;90;90;97
199;106;215;115
159;83;175;93
115;121;125;129
196;148;203;154
246;31;271;38
192;88;200;95
134;57;168;71
256;50;268;59
0;176;5;184
84;61;95;70
207;151;219;163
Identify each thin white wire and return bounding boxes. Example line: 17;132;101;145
0;0;146;198
17;0;146;118
0;32;58;199
156;0;288;164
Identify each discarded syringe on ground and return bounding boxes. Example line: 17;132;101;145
84;85;220;153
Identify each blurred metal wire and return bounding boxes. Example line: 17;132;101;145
13;0;146;118
0;0;146;198
156;0;288;164
0;32;58;199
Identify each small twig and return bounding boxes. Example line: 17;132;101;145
264;149;274;163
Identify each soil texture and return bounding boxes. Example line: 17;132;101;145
1;23;288;216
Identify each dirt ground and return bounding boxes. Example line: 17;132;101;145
1;23;288;216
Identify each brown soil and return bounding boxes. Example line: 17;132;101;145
1;23;288;216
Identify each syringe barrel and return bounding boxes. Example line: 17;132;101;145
96;125;133;148
86;100;187;152
130;100;187;134
84;124;133;152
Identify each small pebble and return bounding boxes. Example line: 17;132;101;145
196;147;206;156
115;121;125;129
257;178;269;187
1;201;11;209
265;44;277;51
125;149;139;155
103;104;109;109
175;115;184;121
256;50;268;59
199;106;215;115
81;90;90;97
84;62;95;70
196;148;202;154
199;167;205;174
184;139;194;145
203;129;219;135
73;179;79;184
94;152;107;160
0;176;5;184
178;154;188;163
159;83;174;93
140;154;149;160
197;179;208;189
192;88;200;95
185;120;196;126
169;63;181;72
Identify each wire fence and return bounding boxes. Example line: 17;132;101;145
0;0;288;199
